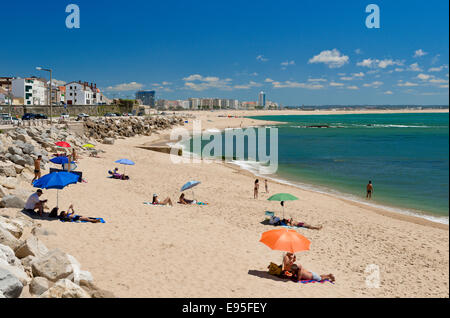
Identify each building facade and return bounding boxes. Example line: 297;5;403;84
65;81;101;105
136;90;156;107
12;77;46;105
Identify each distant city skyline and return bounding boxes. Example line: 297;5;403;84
0;0;448;105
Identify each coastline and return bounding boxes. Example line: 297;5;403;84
152;109;449;229
3;108;446;298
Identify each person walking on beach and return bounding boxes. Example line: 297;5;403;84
366;181;374;200
31;155;42;184
254;179;259;199
265;179;269;193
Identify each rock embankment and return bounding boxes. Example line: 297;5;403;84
83;116;185;142
0;214;114;298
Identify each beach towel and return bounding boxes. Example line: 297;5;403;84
299;279;334;284
196;202;208;206
60;217;105;223
143;202;171;207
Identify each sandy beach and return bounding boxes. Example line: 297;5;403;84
3;109;448;298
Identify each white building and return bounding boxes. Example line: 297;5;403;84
65;81;103;105
12;78;46;105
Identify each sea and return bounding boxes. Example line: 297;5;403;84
181;112;449;224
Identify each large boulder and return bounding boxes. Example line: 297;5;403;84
31;249;79;282
0;162;17;177
0;261;31;286
80;281;115;298
0;244;22;267
0;267;23;298
8;145;23;156
0;185;7;199
0;225;21;251
39;279;90;298
102;138;115;145
0;216;23;239
9;154;27;166
29;277;51;296
0;195;26;209
15;236;49;259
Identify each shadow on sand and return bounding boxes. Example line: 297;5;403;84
247;270;289;283
19;209;59;222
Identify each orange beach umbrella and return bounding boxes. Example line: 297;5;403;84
259;228;311;254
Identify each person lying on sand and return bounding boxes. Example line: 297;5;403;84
282;218;322;230
152;194;173;206
283;252;335;282
178;193;194;205
58;204;101;223
269;215;322;230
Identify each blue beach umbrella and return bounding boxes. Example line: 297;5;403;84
33;171;80;207
114;159;135;174
115;159;135;165
181;181;201;200
50;156;75;165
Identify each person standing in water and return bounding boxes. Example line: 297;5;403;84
254;179;259;199
366;181;374;199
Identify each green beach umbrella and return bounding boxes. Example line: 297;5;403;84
267;193;299;219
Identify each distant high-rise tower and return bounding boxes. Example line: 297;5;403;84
136;90;155;107
258;91;266;108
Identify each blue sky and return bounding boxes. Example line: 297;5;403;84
1;0;448;105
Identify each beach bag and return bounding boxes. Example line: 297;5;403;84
268;262;282;276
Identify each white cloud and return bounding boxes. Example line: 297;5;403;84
357;58;403;69
340;77;354;81
355;49;362;55
308;49;349;68
384;90;393;95
428;65;448;72
413;49;427;58
395;68;404;72
183;74;232;91
233;81;262;90
256;55;269;62
281;60;295;66
429;78;448;84
397;81;418;87
352;72;365;77
416;73;432;81
347;85;359;90
308;78;327;82
264;78;274;83
271;81;324;89
363;81;383;88
106;82;143;91
408;63;422;72
329;82;344;87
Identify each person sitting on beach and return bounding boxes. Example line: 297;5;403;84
282;253;335;282
282;218;323;230
152;194;173;206
178;193;194;205
24;189;47;217
108;168;129;180
58;204;101;223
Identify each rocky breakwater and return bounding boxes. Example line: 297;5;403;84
0;213;114;298
83;115;185;144
0;126;94;209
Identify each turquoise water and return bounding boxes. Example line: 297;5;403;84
185;113;449;223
